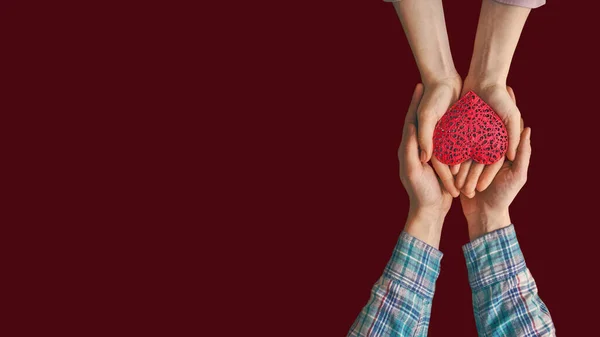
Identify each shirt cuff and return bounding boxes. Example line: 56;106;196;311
383;231;443;301
493;0;545;9
462;224;526;291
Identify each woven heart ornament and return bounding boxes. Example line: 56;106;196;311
433;91;507;165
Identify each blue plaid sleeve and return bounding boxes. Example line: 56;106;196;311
348;231;442;337
463;225;555;337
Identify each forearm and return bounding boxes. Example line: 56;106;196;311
392;0;458;86
467;0;530;86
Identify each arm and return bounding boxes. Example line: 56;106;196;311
348;84;452;336
459;0;533;196
460;109;555;336
465;0;530;92
391;0;458;89
390;0;462;197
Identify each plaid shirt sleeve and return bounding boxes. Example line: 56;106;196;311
463;225;555;337
347;231;442;337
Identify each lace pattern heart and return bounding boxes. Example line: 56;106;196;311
433;91;507;165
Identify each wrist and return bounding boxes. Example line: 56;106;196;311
463;74;506;94
421;69;462;92
466;0;530;89
404;207;447;249
465;208;511;241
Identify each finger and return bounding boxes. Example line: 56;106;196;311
462;163;485;197
455;159;472;190
417;112;436;163
403;83;424;135
512;127;532;176
520;117;524;132
400;84;425;173
450;163;461;175
400;84;424;153
507;87;526;134
505;114;521;162
496;87;520;161
476;157;505;192
400;124;423;173
432;156;460;197
507;86;516;104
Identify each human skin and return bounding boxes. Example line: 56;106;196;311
393;0;530;198
399;84;452;248
400;84;531;245
392;0;462;197
456;0;531;197
459;87;532;240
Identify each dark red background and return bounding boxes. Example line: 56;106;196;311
1;0;598;335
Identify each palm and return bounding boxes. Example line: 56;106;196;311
402;163;452;213
399;83;454;215
462;81;521;160
417;79;462;197
480;86;517;127
460;161;517;216
451;82;523;197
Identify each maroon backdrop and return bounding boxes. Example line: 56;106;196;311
1;0;597;335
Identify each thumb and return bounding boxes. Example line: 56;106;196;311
512;127;532;177
507;86;516;104
505;114;522;161
400;124;422;173
417;113;436;163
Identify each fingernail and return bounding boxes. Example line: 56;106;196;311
420;151;427;162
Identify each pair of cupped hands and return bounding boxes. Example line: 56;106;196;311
399;79;531;246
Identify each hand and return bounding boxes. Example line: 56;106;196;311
460;121;532;241
454;81;522;197
400;84;453;248
417;76;463;198
457;0;530;197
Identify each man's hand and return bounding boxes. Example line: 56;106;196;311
460;120;532;241
400;84;453;248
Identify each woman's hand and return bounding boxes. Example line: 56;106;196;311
456;0;531;197
418;76;463;198
455;81;521;197
399;84;453;248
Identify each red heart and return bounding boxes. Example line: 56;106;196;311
433;91;507;165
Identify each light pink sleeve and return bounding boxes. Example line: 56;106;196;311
383;0;545;9
493;0;545;8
